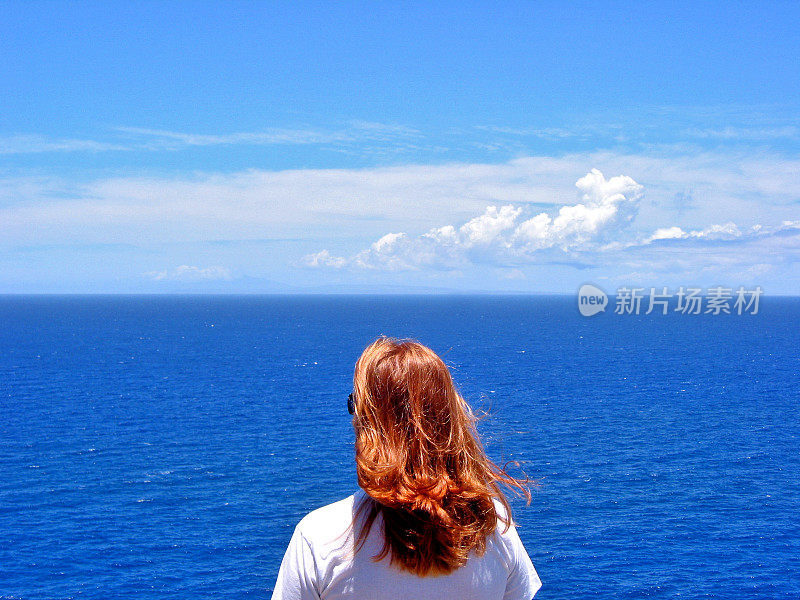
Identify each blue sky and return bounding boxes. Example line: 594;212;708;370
2;1;799;293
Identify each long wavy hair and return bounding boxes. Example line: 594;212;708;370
350;336;532;577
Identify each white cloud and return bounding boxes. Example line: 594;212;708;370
352;233;421;271
305;169;646;269
513;169;643;251
301;249;346;268
3;151;799;261
643;220;800;245
687;222;742;240
145;265;232;282
642;223;743;243
645;226;687;242
460;205;522;245
3;147;800;292
304;169;800;272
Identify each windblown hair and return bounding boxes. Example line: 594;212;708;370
351;336;532;577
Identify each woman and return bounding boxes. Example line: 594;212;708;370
271;337;541;599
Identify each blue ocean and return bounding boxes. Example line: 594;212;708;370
1;295;798;599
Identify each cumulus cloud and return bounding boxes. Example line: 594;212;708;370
303;169;800;271
145;265;232;282
304;169;645;270
513;169;643;251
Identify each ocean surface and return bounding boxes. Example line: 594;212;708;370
1;295;798;599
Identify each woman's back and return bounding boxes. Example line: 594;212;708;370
271;489;541;600
271;337;542;599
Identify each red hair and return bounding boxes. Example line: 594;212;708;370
350;336;533;576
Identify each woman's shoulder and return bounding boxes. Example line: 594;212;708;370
491;494;514;526
294;489;365;544
488;495;527;551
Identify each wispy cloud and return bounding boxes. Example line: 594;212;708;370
116;126;355;149
117;120;424;151
683;126;799;140
642;220;800;245
144;265;232;282
473;124;623;141
473;105;800;149
0;135;130;154
0;121;422;156
3;106;798;162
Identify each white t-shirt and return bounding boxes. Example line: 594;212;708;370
271;488;542;600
